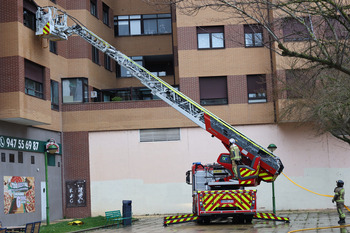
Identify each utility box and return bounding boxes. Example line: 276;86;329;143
122;200;132;226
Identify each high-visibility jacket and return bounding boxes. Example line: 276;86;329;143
229;144;241;161
333;187;345;203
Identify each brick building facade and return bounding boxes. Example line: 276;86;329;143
1;0;349;227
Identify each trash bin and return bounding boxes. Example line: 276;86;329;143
122;200;132;226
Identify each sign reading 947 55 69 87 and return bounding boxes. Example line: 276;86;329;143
0;135;45;153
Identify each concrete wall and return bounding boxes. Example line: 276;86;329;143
89;123;350;216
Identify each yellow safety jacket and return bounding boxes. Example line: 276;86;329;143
230;144;241;161
333;187;345;203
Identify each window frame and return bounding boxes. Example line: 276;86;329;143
25;60;44;99
51;80;59;110
90;0;98;18
9;153;15;163
244;24;264;47
247;74;267;103
102;3;110;26
197;26;225;50
104;54;111;71
282;17;312;42
49;40;57;54
140;128;181;142
23;0;37;31
18;152;23;164
114;14;172;37
62;78;89;103
199;76;228;106
92;46;100;64
25;78;44;99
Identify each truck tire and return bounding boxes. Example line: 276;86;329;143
244;215;253;224
232;215;244;224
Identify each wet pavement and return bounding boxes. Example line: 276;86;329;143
91;210;350;233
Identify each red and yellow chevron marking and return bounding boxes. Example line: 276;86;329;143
240;167;258;178
164;214;195;220
43;22;50;34
254;212;290;222
201;190;254;211
163;216;198;226
259;170;274;182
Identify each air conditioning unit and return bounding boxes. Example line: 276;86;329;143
91;91;97;98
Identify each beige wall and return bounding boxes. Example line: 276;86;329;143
62;102;275;132
0;92;52;125
89;123;350;215
178;48;272;77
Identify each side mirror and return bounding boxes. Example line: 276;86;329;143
186;170;191;185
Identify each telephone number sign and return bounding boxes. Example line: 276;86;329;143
0;135;45;153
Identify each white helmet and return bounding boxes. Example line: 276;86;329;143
229;138;235;144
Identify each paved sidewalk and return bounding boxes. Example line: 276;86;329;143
89;210;350;233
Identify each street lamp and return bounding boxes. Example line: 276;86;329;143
44;139;59;225
268;143;277;215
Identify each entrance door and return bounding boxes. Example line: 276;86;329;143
41;182;46;221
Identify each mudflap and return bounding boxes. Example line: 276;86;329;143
163;214;199;226
253;212;290;223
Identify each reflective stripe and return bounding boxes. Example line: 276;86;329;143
43;22;50;34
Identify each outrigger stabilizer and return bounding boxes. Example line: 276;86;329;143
163;212;290;226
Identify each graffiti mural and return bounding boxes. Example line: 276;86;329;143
4;176;35;214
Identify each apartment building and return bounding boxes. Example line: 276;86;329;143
0;0;349;226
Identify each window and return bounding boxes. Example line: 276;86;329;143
103;3;109;26
285;69;315;99
62;78;89;103
104;54;111;71
140;128;180;142
18;152;23;164
23;0;37;30
31;155;35;164
324;17;349;39
244;24;263;47
92;46;99;64
117;56;142;77
49;41;57;54
199;77;228;105
283;17;312;42
90;0;97;17
25;60;44;99
92;88;102;102
51;80;59;110
116;55;173;78
114;14;172;36
247;75;267;103
50;0;56;3
25;79;43;98
1;153;5;162
197;26;224;49
9;153;15;163
102;85;168;102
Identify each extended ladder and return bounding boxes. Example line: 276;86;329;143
35;6;283;178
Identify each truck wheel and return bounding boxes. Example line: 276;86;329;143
232;215;244;224
244;215;253;224
196;217;210;225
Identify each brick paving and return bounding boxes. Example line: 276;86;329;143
88;210;350;233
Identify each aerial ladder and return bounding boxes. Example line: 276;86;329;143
35;6;287;224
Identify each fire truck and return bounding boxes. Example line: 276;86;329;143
35;6;287;225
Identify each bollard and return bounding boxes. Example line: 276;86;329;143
122;200;132;226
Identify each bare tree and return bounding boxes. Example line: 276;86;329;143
145;0;350;145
